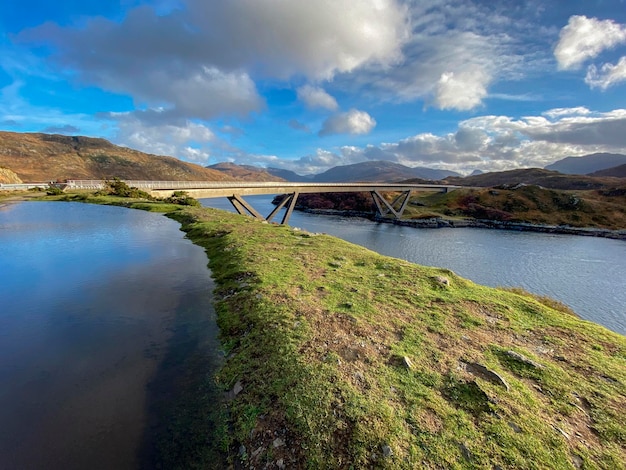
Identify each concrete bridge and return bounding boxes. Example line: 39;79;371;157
65;180;460;224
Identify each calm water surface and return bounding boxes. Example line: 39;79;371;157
202;195;626;335
0;202;220;469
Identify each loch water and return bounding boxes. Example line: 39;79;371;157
202;195;626;336
0;202;222;469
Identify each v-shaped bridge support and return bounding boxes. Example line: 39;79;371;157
228;192;300;225
370;190;412;219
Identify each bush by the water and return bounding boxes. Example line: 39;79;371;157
163;191;201;206
46;184;64;196
97;178;153;199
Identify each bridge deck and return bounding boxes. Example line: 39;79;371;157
62;180;461;224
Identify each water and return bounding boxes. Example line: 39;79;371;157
0;202;221;469
202;195;626;335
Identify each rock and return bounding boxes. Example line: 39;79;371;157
505;350;544;369
434;276;450;287
382;444;393;458
459;443;472;461
272;437;285;448
276;458;285;469
464;362;510;391
238;444;247;458
508;421;522;433
251;446;264;458
571;454;584;469
402;356;414;370
226;380;244;400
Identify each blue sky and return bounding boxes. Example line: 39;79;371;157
1;0;626;175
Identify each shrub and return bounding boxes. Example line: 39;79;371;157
46;184;64;195
102;178;153;199
163;191;201;206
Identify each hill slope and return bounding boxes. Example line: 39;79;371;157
208;162;284;182
590;164;626;178
0;167;22;184
313;161;459;182
0;131;230;182
266;167;312;182
442;168;622;190
545;153;626;175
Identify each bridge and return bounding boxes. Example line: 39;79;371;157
60;180;460;224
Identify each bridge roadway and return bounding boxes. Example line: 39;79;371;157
64;180;460;224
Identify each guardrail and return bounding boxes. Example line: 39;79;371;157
0;183;50;191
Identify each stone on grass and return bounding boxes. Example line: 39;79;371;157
506;350;544;369
464;362;510;391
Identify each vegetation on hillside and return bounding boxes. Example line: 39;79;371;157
439;168;624;190
404;185;626;230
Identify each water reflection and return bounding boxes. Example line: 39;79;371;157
0;202;222;469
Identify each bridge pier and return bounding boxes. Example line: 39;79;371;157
228;192;301;225
370;190;412;219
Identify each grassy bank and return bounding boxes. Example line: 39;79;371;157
170;206;625;469
11;192;626;468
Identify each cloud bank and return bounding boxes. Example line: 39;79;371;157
272;107;626;175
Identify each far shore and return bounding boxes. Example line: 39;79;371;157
298;207;626;240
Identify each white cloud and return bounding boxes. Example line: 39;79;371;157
110;112;216;163
187;0;409;80
585;56;626;90
434;69;489;110
296;85;338;111
319;109;376;136
554;15;626;70
542;107;591;119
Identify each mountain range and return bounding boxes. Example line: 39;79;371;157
1;132;626;188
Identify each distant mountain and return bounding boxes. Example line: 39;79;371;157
545;153;626;175
469;169;484;176
266;167;312;182
208;162;283;182
443;168;622;190
0;131;230;182
589;164;626;178
312;161;459;183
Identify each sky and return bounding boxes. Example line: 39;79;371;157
1;0;626;176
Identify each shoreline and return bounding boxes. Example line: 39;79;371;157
298;208;626;240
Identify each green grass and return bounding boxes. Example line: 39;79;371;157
18;192;626;468
165;205;625;469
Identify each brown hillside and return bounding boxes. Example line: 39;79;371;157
0;131;231;182
0;167;22;184
208;162;284;182
439;168;622;190
590;163;626;178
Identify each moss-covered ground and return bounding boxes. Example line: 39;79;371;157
5;191;626;469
